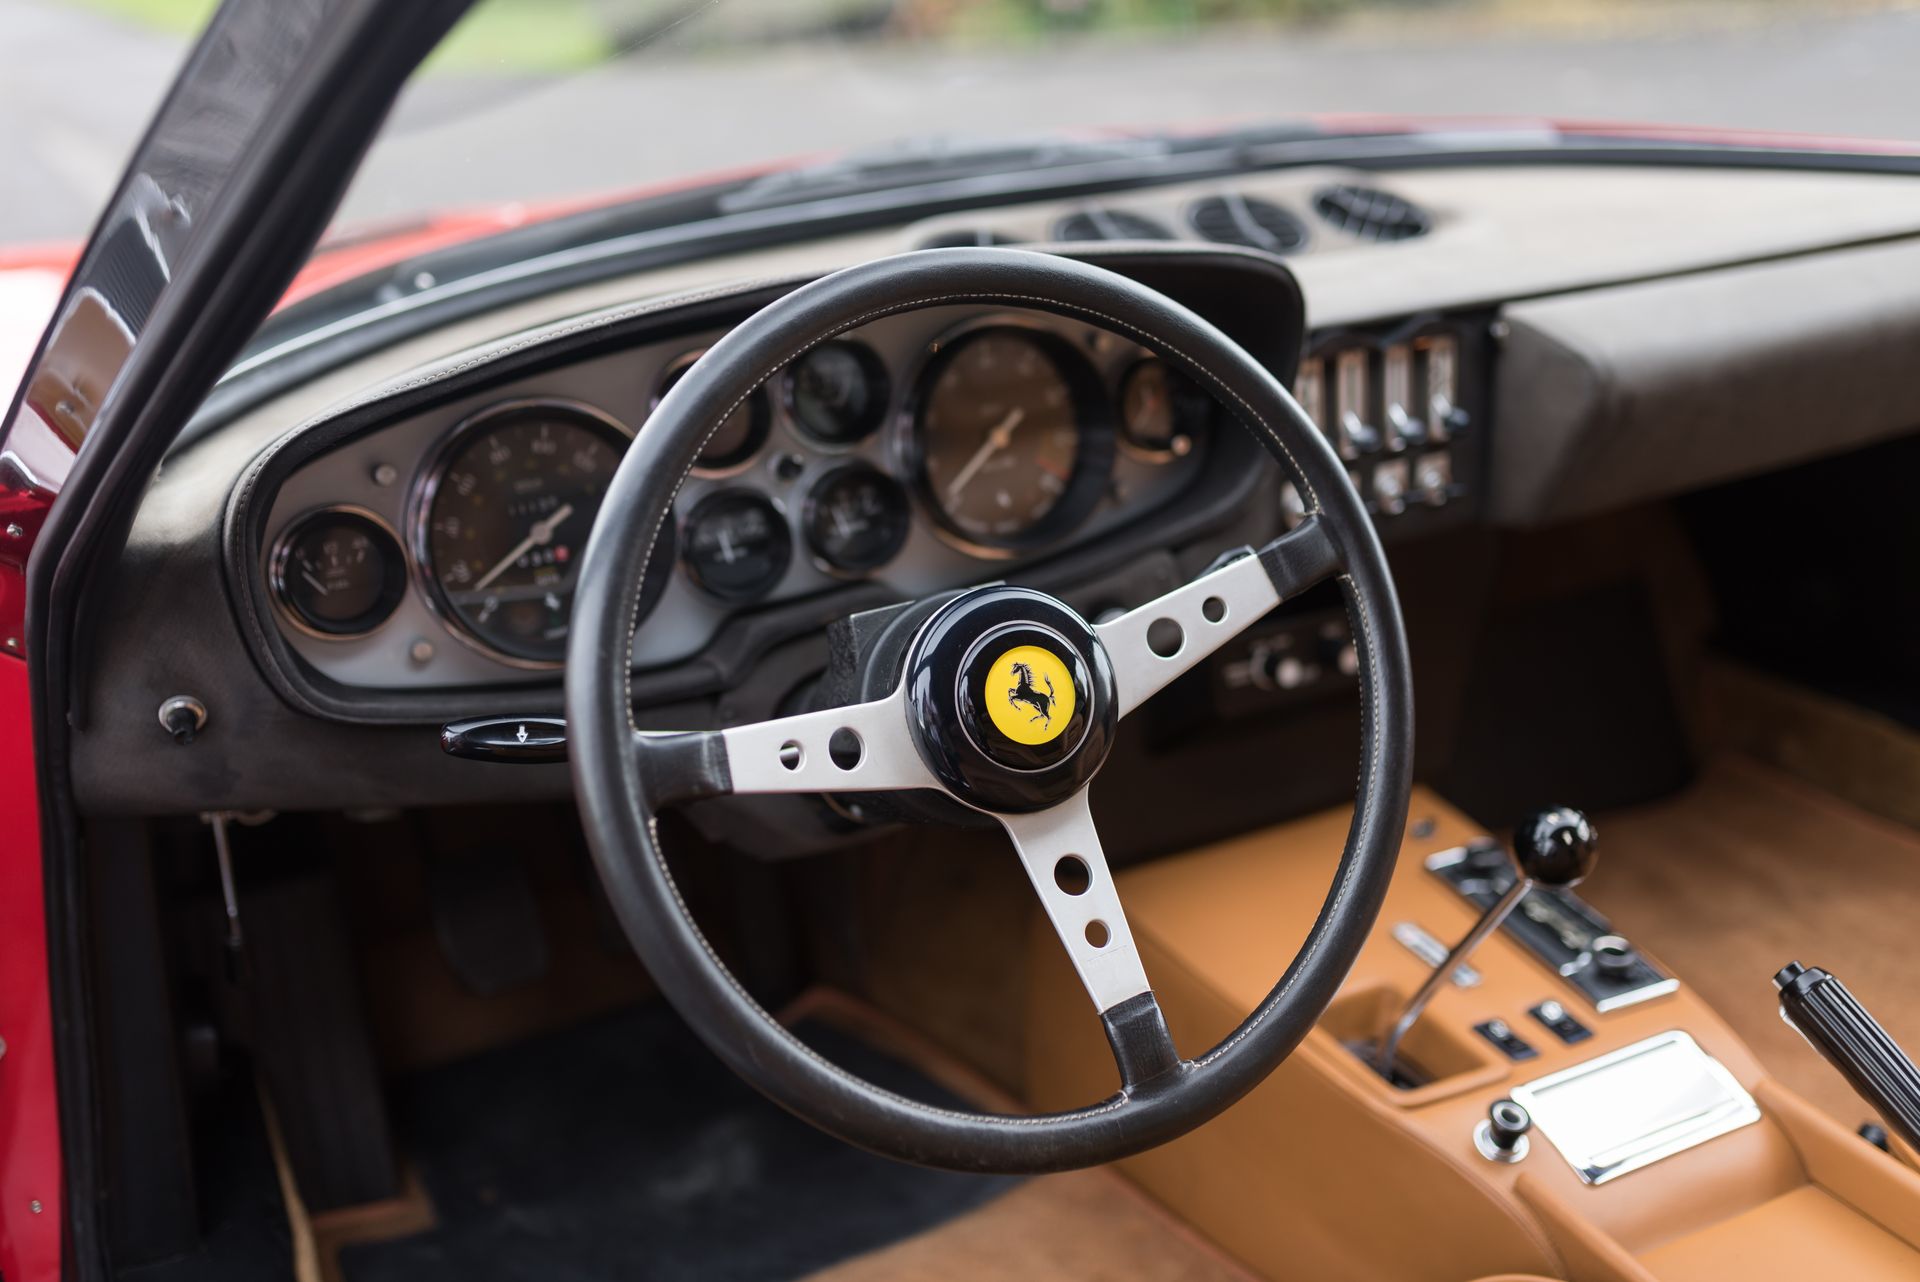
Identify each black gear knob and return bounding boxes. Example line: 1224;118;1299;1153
1512;806;1598;889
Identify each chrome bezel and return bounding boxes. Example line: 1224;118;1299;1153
778;338;892;453
408;396;636;672
655;347;773;478
268;504;407;642
800;462;914;579
893;313;1116;562
678;487;794;604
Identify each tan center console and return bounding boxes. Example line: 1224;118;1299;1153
1024;787;1920;1282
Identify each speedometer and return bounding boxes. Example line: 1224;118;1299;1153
415;399;643;667
910;326;1112;554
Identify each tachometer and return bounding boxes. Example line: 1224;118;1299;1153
416;400;635;667
911;326;1111;554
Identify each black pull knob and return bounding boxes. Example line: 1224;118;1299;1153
441;716;567;764
1476;1098;1533;1163
1512;806;1598;889
1489;1099;1532;1149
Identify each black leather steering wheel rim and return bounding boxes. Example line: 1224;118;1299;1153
567;248;1413;1174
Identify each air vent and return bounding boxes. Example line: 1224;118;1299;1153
1312;184;1431;242
1052;209;1175;242
1188;194;1308;254
915;229;1020;249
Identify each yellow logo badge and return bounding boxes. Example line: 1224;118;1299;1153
984;646;1077;745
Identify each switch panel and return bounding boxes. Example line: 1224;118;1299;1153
1428;841;1679;1012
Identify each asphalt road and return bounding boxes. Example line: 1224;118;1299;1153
6;0;1920;243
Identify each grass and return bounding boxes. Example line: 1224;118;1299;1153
69;0;615;72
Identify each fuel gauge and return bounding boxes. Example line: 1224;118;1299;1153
271;507;406;638
681;490;792;602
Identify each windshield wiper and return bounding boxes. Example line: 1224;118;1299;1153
717;134;1176;213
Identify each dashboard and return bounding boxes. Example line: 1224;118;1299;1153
256;307;1217;690
69;160;1920;823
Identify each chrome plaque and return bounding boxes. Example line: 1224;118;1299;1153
1509;1030;1761;1185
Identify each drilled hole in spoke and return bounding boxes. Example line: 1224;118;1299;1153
828;728;863;770
1146;618;1184;658
778;741;804;771
1053;855;1092;896
1085;920;1111;948
1202;595;1227;623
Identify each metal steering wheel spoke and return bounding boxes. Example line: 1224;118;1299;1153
635;687;937;805
1096;514;1342;719
998;790;1151;1005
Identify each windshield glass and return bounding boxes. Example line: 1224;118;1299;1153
325;0;1912;239
14;0;1916;254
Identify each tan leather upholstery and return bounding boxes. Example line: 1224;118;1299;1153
1640;1186;1920;1281
1026;786;1920;1282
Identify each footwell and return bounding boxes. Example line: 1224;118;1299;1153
339;1004;1016;1282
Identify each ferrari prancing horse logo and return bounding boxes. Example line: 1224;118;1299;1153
984;645;1077;747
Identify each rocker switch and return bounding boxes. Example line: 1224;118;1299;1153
1473;1018;1539;1062
1529;999;1593;1045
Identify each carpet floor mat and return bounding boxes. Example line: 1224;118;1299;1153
338;1004;1016;1282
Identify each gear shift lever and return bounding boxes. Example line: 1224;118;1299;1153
1374;807;1598;1079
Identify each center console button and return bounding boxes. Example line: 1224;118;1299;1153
1474;1017;1540;1062
1529;999;1594;1045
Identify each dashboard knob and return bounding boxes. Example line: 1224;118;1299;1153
1592;934;1638;977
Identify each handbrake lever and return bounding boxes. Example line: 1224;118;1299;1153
1776;961;1920;1151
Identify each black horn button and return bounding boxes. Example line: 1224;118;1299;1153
902;586;1117;814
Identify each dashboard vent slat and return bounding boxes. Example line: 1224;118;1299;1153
1312;184;1431;242
1052;209;1175;242
1187;194;1308;254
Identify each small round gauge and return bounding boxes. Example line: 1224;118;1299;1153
417;400;633;666
681;490;792;602
804;464;911;574
657;352;772;472
1119;358;1213;460
912;326;1111;552
783;341;889;446
271;508;406;638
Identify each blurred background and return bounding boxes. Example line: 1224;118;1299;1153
4;0;1918;244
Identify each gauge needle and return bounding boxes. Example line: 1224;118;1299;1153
943;407;1025;502
472;502;575;592
301;570;330;596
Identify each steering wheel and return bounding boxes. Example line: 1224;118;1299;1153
567;248;1413;1174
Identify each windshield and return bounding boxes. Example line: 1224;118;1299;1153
18;0;1915;253
324;0;1914;237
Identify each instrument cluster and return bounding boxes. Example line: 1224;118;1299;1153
260;307;1213;689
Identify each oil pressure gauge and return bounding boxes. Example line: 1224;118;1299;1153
271;507;406;638
804;464;911;574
